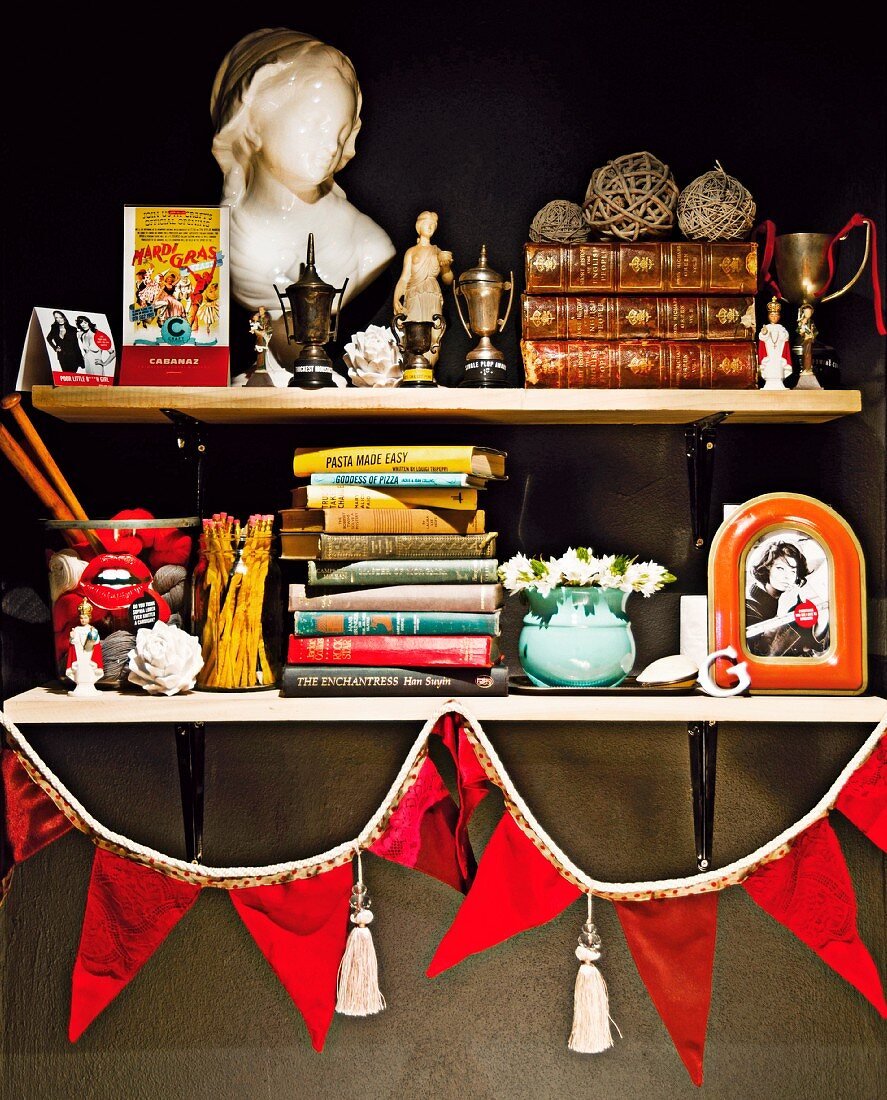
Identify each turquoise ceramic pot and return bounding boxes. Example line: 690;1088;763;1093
518;586;636;688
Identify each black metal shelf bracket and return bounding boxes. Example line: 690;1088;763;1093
685;413;727;551
687;720;718;871
160;409;207;520
174;722;205;864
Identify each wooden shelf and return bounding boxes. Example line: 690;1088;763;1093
30;386;861;426
4;685;885;726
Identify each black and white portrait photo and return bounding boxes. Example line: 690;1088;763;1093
744;530;831;658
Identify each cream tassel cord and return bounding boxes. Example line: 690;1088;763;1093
569;894;620;1053
337;851;386;1016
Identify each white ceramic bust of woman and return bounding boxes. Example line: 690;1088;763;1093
210;28;395;318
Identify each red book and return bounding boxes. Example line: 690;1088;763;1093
287;634;501;667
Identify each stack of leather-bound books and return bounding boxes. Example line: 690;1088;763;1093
520;238;760;389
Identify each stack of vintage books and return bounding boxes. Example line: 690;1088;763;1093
279;444;509;697
520;238;760;388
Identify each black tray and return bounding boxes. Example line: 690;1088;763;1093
508;674;699;695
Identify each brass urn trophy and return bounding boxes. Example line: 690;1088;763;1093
274;234;348;388
453;245;514;387
772;226;871;389
392;314;446;387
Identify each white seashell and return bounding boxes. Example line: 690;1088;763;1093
636;654;698;685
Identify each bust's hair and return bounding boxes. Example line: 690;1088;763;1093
751;539;810;586
210;28;362;205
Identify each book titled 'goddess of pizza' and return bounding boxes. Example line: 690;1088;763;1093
119;205;230;386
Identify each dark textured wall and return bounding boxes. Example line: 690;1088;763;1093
1;5;885;1098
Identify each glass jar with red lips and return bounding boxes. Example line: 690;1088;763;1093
45;514;199;687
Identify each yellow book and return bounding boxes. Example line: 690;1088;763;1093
291;485;478;511
293;445;507;479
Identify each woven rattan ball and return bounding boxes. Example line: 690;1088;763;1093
583;151;679;241
529;200;590;244
677;162;756;241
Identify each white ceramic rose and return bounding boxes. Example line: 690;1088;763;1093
127;621;204;696
344;325;403;387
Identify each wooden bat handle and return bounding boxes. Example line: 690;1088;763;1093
0;424;83;548
2;393;88;521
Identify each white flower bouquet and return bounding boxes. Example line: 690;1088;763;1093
498;546;676;599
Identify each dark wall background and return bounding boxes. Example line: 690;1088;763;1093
2;4;884;1098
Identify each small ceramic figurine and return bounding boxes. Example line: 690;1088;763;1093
393;211;453;366
66;599;104;696
210;28;395;364
245;305;276;387
757;297;793;390
393;211;454;323
795;303;821;388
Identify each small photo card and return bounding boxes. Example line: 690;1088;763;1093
17;307;117;390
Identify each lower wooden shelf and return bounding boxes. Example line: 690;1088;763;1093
3;685;886;725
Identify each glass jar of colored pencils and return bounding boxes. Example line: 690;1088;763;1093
192;514;282;691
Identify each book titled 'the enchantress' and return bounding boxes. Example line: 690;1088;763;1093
119;205;230;386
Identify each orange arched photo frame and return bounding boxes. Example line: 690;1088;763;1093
709;492;867;694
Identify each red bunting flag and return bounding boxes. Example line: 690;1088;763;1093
836;735;887;851
614;892;720;1087
427;811;582;978
70;848;201;1040
3;749;72;865
742;817;886;1016
371;756;468;892
433;713;489;885
229;862;352;1051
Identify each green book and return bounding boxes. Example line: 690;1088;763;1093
307;558;500;586
292;609;501;636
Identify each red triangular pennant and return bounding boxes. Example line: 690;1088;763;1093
371;756;468;892
614;892;719;1087
742;817;886;1016
434;713;489;884
427;811;582;977
70;848;201;1040
836;735;887;851
3;749;72;864
229;862;352;1051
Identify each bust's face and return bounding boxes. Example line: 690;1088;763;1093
253;67;357;192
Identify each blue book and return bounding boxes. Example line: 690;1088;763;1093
292;609;501;636
309;472;486;488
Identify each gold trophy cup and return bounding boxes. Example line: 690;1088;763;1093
453;245;514;387
773;226;871;389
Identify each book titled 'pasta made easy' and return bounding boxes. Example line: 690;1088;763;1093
293;445;507;479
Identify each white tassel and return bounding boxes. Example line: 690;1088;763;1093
336;853;386;1016
568;896;618;1054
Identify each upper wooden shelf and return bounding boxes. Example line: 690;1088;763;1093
30;386;861;426
4;685;885;726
